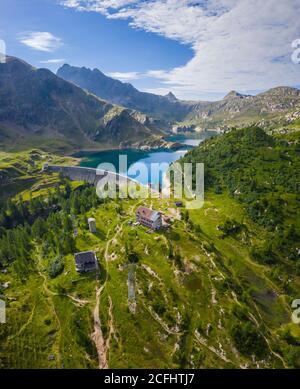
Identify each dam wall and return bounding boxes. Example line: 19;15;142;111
43;165;136;187
44;165;104;185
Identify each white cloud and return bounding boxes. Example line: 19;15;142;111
19;32;62;52
60;0;138;14
107;71;141;81
146;70;168;79
39;58;66;64
60;0;300;99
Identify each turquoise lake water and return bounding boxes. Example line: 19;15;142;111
77;132;216;187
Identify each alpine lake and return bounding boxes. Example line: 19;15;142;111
76;132;217;187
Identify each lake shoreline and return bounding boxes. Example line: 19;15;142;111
76;132;217;186
74;131;217;158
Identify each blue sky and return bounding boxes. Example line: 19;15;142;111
0;0;299;100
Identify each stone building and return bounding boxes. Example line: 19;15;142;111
88;218;97;233
74;251;98;273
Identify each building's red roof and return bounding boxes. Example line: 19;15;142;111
136;206;161;222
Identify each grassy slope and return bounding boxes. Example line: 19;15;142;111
1;189;299;368
0;150;78;200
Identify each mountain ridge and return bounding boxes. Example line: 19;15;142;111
57;64;193;122
57;64;300;130
0;57;162;152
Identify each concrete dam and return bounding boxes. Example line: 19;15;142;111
43;164;136;187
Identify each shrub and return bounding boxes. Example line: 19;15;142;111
218;219;243;236
128;252;139;264
250;245;278;265
230;322;268;358
48;255;64;278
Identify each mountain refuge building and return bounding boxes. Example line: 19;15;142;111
136;206;162;230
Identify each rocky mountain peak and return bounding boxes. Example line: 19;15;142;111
0;56;160;151
223;90;246;100
165;91;178;101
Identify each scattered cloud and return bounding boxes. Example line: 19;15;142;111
39;58;66;64
145;70;168;79
107;71;142;81
19;32;62;52
60;0;138;14
60;0;300;99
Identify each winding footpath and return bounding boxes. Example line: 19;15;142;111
92;280;108;369
91;223;124;369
